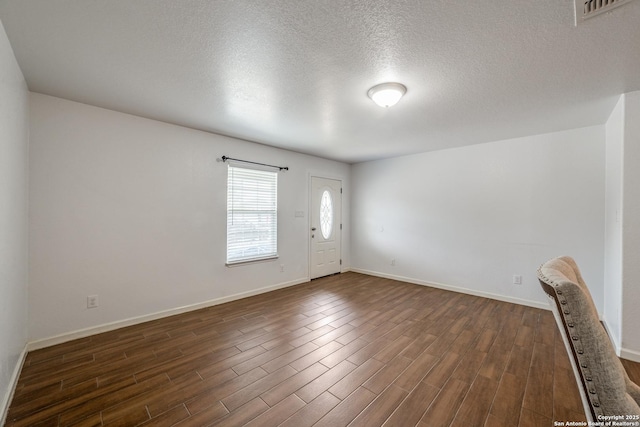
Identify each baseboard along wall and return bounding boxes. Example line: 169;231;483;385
1;344;28;426
349;268;549;311
27;277;310;351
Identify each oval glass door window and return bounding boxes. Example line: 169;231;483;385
320;190;333;239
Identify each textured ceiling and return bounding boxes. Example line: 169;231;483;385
1;0;639;163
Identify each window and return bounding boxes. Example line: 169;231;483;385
226;165;278;264
320;190;333;239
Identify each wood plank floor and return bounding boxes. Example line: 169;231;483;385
6;272;640;426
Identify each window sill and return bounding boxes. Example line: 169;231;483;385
226;255;279;267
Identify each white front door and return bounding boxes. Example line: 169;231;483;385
310;177;342;279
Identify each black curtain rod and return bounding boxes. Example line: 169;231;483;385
221;156;289;171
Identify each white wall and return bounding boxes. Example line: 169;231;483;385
604;94;624;349
352;126;606;310
28;93;350;344
621;91;640;358
0;19;29;422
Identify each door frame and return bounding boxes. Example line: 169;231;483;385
308;173;344;280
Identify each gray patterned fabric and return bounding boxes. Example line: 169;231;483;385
538;256;640;420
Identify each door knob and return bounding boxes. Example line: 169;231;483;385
311;227;316;231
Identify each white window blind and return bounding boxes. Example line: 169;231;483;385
226;165;278;264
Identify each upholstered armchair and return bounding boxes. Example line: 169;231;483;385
537;256;640;421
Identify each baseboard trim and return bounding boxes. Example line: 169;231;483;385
620;347;640;363
1;344;28;426
27;277;310;351
349;268;549;311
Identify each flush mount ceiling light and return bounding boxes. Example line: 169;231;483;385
367;82;407;108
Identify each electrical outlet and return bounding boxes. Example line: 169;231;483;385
87;295;99;309
391;258;396;266
280;264;285;272
513;275;522;285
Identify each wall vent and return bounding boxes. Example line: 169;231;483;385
575;0;636;25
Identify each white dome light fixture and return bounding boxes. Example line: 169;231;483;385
367;82;407;108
